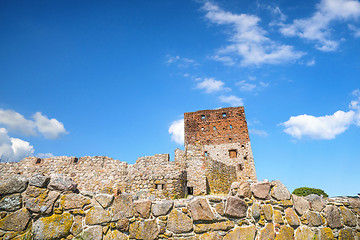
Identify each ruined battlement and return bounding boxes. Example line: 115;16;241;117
184;107;250;146
0;106;257;199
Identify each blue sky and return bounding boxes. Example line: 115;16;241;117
0;0;359;197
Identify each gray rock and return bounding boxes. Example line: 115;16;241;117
339;206;357;227
129;219;159;240
167;209;193;234
60;193;91;210
151;200;174;217
134;199;152;219
324;205;343;229
224;196;248;218
229;182;240;196
252;202;261;219
29;174;50;188
270;180;291;201
188;198;215;221
285;207;300;227
47;174;77;192
0;194;22;212
0;175;28;196
292;194;310;216
237;182;251;198
0;208;31;232
33;212;73;240
251;181;270;199
82;225;103;240
306;194;325;211
24;187;60;214
85;206;111;225
95;193;114;209
110;193;133;221
304;211;324;227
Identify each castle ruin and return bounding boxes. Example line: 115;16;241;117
0;106;256;199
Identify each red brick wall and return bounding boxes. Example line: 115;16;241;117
184;107;251;146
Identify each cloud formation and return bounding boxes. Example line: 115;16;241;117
202;1;305;66
0;128;34;162
280;0;360;51
168;119;184;145
219;95;244;107
0;109;67;139
195;78;230;93
282;89;360;139
0;108;67;162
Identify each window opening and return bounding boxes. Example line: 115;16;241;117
36;158;41;164
229;138;232;143
155;184;165;190
204;151;208;157
222;113;227;117
230;125;233;129
201;115;205;119
187;187;194;195
73;158;78;163
229;150;237;158
116;189;121;196
244;156;248;161
201;127;204;131
213;126;216;130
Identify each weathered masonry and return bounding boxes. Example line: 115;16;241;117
0;106;257;199
184;107;257;196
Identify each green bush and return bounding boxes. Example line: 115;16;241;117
292;187;328;197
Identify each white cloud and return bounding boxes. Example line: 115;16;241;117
196;78;230;93
33;112;67;139
168;119;184;145
165;55;198;68
282;111;355;139
202;1;304;66
0;108;67;139
236;80;257;92
249;129;268;137
306;59;316;66
219;95;244;106
36;152;54;158
348;24;360;37
0;109;36;136
280;0;360;51
283;90;360;139
0;128;34;162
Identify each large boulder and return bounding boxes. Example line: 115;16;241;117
167;209;193;234
47;174;77;192
306;194;325;211
224;196;248;218
33;212;73;240
85;206;111;225
324;205;343;229
134;199;152;219
24;186;60;214
292;194;310;216
151;200;173;217
294;226;316;240
339;206;357;227
188;198;215;221
94;193;114;209
270;180;290;200
0;193;22;212
251;181;270;199
223;225;256;240
129;219;159;240
284;208;300;227
29;174;50;188
259;223;275;240
81;225;103;240
0;175;28;196
237;181;251;198
60;193;91;210
110;193;133;221
0;208;31;232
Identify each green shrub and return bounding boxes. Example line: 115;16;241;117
292;187;328;197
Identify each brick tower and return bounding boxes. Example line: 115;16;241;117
184;106;257;195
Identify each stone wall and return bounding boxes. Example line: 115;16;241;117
0;154;186;200
1;174;359;240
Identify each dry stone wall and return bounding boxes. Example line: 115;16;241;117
0;154;186;200
1;174;359;240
